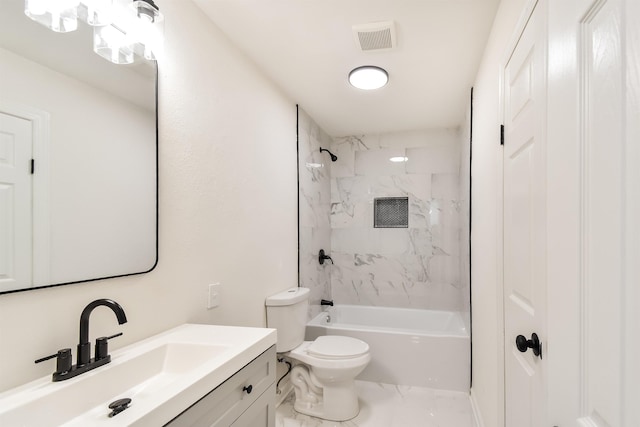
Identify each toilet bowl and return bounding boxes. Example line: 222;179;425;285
265;287;371;421
286;336;370;421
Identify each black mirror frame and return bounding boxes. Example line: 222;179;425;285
0;64;159;295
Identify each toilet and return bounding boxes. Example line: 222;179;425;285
265;287;370;421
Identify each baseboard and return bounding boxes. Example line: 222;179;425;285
470;389;485;427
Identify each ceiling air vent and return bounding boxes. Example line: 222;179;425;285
353;21;397;52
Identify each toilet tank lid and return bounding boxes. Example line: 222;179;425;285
265;287;310;306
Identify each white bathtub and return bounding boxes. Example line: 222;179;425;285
305;305;470;392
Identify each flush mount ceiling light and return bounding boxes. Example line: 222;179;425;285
348;66;389;90
389;156;408;163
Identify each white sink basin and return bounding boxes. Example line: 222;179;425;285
0;324;276;426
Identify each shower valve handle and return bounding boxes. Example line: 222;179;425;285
318;249;333;265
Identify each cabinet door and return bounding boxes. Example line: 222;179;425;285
231;383;275;427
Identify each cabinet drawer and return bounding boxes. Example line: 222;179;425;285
166;345;276;427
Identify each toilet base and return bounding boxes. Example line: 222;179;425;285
290;365;360;421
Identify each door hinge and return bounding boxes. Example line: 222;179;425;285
31;159;35;174
500;124;505;146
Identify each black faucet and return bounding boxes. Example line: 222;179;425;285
77;299;127;367
321;299;334;306
35;299;127;381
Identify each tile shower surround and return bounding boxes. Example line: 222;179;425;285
298;108;333;318
329;131;464;311
298;112;466;313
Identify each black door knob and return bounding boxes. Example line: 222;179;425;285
515;332;542;358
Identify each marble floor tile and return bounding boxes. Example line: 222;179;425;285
275;381;477;427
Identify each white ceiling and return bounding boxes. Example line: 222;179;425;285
192;0;500;137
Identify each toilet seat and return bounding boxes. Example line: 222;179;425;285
288;337;371;370
307;336;369;360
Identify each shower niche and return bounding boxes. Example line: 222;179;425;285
373;197;409;228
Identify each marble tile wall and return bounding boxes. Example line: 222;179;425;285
298;110;469;314
329;129;465;311
298;108;333;318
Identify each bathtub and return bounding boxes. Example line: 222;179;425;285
305;305;470;392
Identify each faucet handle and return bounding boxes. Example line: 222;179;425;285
95;333;123;361
35;348;72;374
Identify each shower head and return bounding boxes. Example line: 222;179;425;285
320;147;338;162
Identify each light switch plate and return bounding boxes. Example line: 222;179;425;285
207;283;221;309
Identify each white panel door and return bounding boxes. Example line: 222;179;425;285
575;0;640;425
0;112;32;291
544;0;639;424
503;3;547;426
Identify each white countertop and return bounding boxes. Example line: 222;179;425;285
0;324;277;426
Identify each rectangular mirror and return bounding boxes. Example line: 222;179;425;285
0;0;158;293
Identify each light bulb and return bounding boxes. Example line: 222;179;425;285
24;0;46;15
24;0;80;33
93;24;134;64
79;0;113;26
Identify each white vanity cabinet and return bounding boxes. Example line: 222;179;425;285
165;346;276;427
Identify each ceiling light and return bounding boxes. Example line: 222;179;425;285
348;66;388;90
389;156;408;163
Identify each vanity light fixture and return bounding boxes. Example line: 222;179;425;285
348;66;389;90
94;0;164;64
24;0;164;64
129;0;164;61
80;0;115;26
24;0;84;33
93;22;135;64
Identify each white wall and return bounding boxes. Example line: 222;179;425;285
0;0;297;392
469;0;528;426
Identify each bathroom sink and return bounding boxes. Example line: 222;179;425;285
0;324;276;426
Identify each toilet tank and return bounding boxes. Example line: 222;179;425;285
265;287;310;352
